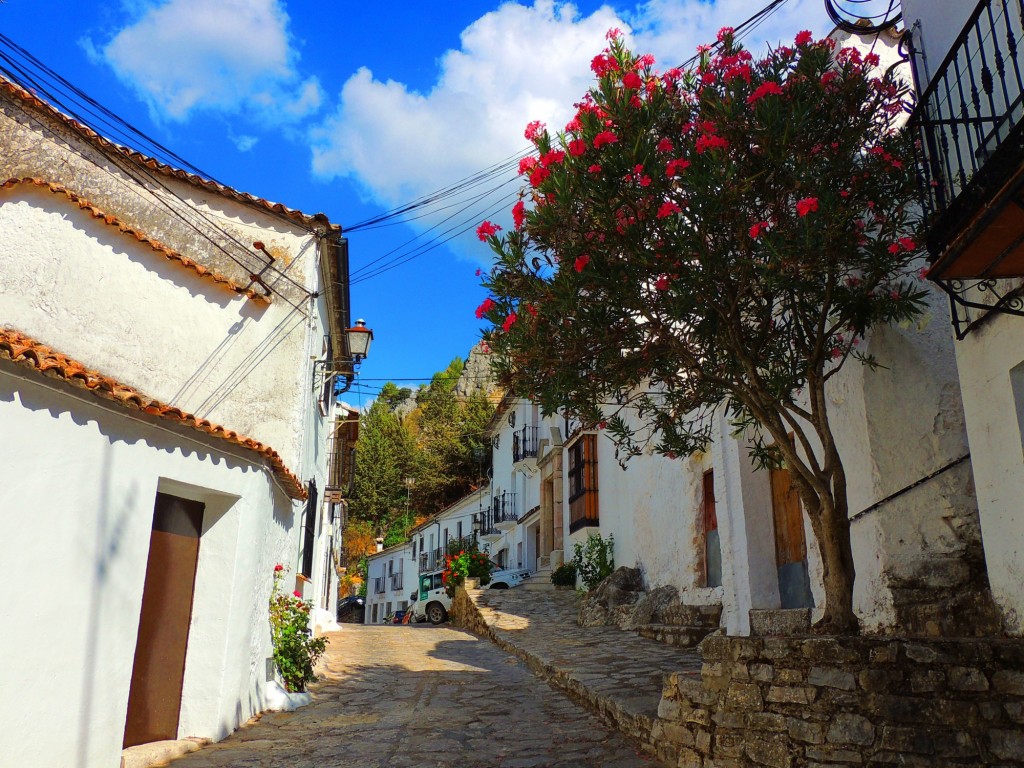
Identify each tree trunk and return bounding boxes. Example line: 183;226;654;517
803;489;858;633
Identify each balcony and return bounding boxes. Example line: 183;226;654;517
373;576;386;595
493;492;519;532
418;547;444;574
512;425;540;464
325;415;358;500
390;572;403;592
478;506;502;544
446;533;478;555
909;0;1024;282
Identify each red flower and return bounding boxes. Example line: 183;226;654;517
749;221;769;239
795;30;813;46
598;420;608;429
657;138;674;153
518;156;538;176
475;297;496;319
746;81;783;105
529;166;551;186
502;312;518;332
274;563;284;572
795;197;819;217
588;164;602;174
898;237;916;251
292;590;302;598
568;138;587;157
574;254;591;272
593;131;619;148
695;134;728;154
622;71;642;90
665;158;690;176
657;201;681;219
476;221;502;241
512;200;526;229
717;26;735;42
887;243;900;254
525;303;538;317
541;149;566;167
524;120;546;141
655;275;670;291
591;53;619;77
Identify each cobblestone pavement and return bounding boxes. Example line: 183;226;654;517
169;622;662;768
460;588;703;755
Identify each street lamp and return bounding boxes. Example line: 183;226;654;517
346;319;373;361
404;477;416;531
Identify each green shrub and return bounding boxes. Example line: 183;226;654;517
550;562;577;587
269;566;328;692
572;533;614;591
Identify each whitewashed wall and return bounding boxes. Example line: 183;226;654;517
0;185;317;473
0;370;298;768
365;543;415;623
950;314;1024;633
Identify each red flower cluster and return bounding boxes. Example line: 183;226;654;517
524;120;546;141
622;71;642;90
512;200;526;229
747;81;783;105
274;563;284;572
593;130;618;149
502;312;518;332
475;297;496;319
476;221;502;241
574;254;591;272
749;221;770;239
568;138;587;157
657;201;682;219
795;197;819;217
696;134;728;154
665;158;690;177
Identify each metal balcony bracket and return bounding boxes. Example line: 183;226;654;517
936;278;1024;339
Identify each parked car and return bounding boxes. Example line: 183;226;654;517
390;610;406;624
336;596;365;624
410;570;449;624
487;568;531;589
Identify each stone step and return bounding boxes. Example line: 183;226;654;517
748;608;811;636
657;602;722;629
636;624;717;649
520;576;556;591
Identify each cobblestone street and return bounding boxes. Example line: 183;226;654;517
169;622;661;768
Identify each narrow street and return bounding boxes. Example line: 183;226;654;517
170;623;659;768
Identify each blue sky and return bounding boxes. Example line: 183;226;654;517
2;0;833;407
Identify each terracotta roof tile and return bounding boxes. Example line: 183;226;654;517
0;77;337;232
0;328;307;500
1;177;270;304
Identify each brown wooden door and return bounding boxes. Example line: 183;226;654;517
769;467;813;609
123;493;204;748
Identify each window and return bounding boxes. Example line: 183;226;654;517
320;336;334;416
702;470;722;588
371;604;379;623
457;521;463;539
300;479;318;578
568;434;599;533
412;539;417;558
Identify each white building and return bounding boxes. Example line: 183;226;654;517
365;541;416;624
0;75;359;767
899;0;1024;633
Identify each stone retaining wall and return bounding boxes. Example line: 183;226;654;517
655;634;1024;767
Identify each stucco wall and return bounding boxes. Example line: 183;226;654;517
0;185;317;474
952;313;1024;633
0;367;298;768
901;0;975;88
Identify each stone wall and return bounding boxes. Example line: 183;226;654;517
655;634;1024;767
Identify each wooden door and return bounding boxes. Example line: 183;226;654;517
769;468;813;609
123;493;204;748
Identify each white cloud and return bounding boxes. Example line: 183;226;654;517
232;134;259;152
309;0;832;254
97;0;322;122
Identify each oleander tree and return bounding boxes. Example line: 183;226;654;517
475;28;926;633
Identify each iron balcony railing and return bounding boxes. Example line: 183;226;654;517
478;506;499;537
418;547;445;573
390;572;403;592
493;491;518;526
909;0;1024;248
512;425;540;463
373;576;386;595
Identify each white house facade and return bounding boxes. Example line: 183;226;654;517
0;75;356;767
365;541;416;624
899;0;1024;633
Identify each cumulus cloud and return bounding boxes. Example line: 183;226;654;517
310;0;832;216
96;0;321;122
